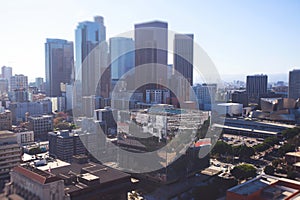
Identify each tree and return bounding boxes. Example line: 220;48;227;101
281;128;300;139
271;159;282;168
287;170;297;180
237;145;255;160
253;143;268;152
264;165;275;175
212;141;232;156
231;164;257;180
264;137;279;146
232;145;255;159
278;143;296;156
28;147;42;155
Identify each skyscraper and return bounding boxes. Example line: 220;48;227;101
45;39;74;97
2;66;12;91
35;77;44;92
174;34;194;86
288;69;300;99
1;66;12;80
134;21;168;95
109;37;135;89
246;74;268;103
75;16;109;98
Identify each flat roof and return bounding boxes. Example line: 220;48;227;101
228;175;300;198
285;151;300;158
229;177;275;195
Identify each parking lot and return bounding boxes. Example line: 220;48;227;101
221;134;263;147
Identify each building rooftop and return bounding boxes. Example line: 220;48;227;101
50;161;130;185
13;165;61;184
227;175;300;199
285;151;300;158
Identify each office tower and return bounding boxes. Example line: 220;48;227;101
10;74;28;92
48;130;86;161
94;107;117;135
109;37;135;89
1;66;12;80
174;34;194;86
35;77;45;92
0;131;21;179
288;69;300;99
246;74;267;103
27;115;53;141
8;100;52;124
193;83;217;111
45;39;74;97
146;89;170;104
231;90;248;107
134;21;168;95
0;78;8;94
75;16;109;98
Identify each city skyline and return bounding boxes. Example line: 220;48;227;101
0;1;299;82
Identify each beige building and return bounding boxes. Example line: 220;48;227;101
5;165;65;200
16;131;34;145
0;130;21;179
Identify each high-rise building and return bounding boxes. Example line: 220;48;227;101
75;16;109;98
288;69;300;99
48;130;86;161
193;83;217;110
109;37;135;89
10;74;28;92
35;77;45;93
174;34;194;86
134;21;168;95
246;74;267;103
45;39;74;97
8;100;52;124
0;78;8;94
1;66;12;81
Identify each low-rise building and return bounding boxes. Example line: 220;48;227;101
4;157;133;200
0;109;12;130
226;175;300;200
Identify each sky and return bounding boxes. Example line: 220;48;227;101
0;0;299;82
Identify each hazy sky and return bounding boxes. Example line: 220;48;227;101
0;0;299;82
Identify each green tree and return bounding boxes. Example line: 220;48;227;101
278;143;296;156
264;165;275;175
281;128;300;139
238;145;255;160
271;159;282;168
212;141;232;156
28;147;42;155
253;143;268;152
231;164;257;180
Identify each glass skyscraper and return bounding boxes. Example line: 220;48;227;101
45;39;74;97
109;37;135;89
75;16;109;98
